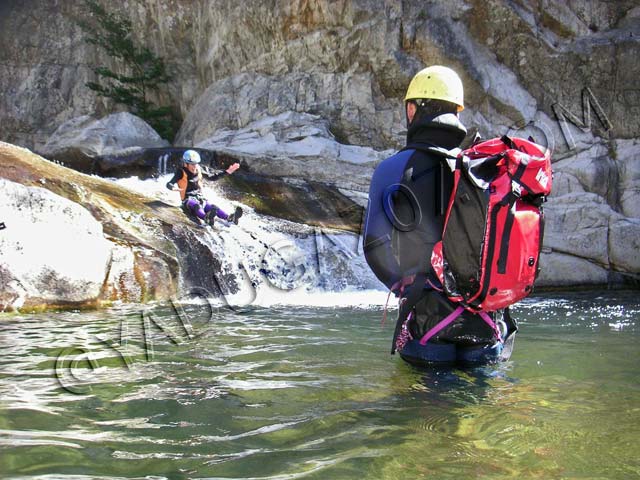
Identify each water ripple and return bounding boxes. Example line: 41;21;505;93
1;292;639;479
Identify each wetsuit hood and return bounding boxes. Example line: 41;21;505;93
406;113;467;150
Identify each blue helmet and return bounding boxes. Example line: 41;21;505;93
182;150;201;164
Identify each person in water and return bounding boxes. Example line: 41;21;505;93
166;149;243;226
364;66;512;366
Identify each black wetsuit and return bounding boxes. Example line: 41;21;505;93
365;113;505;361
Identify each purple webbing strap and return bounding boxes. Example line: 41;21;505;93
419;306;465;345
426;278;443;292
478;311;503;343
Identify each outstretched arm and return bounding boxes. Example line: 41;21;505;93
203;163;241;181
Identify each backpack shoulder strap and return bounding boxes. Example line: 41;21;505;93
501;135;517;150
401;144;461;159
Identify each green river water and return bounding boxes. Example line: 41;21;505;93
0;290;639;479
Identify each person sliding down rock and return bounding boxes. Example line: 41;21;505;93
166;150;243;227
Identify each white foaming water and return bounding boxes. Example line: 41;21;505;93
223;286;392;309
110;175;387;308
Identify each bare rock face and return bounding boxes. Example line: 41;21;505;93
542;192;640;284
0;142;183;312
3;1;637;150
538;130;640;286
0;178;112;311
175;71;404;150
616;138;640;219
195;111;391;192
40;113;169;172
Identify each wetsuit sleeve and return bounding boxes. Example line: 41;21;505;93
203;169;228;182
166;169;181;189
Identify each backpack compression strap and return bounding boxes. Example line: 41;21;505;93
418;306;465;345
478;311;504;342
418;308;503;346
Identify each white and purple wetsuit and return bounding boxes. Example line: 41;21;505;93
166;165;231;221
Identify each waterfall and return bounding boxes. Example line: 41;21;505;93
156;153;170;176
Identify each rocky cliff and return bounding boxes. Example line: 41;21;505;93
2;1;638;149
1;0;639;291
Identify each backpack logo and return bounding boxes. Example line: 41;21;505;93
536;168;549;190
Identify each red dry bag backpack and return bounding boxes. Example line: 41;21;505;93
431;135;552;312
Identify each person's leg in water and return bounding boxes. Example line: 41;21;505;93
184;197;207;224
203;202;243;225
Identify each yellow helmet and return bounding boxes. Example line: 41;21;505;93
404;65;464;112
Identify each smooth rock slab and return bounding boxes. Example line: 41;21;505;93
41;113;169;172
616;138;640;219
196;111;391;192
536;251;609;287
543;191;640;280
0;178;113;311
608;217;640;274
543;192;612;267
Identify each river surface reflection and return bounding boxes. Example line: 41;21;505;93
0;290;638;479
